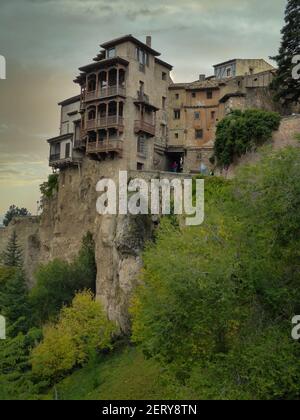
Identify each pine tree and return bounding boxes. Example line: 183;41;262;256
1;231;23;268
271;0;300;107
0;270;31;336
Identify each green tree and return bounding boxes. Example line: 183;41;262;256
31;291;116;382
30;233;97;323
214;109;281;167
0;270;31;336
270;0;300;107
1;231;23;268
3;205;31;227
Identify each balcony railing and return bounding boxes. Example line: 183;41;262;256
85;86;126;101
49;153;61;162
86;139;123;154
134;120;156;137
86;116;124;131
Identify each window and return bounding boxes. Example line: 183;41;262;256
226;67;232;77
137;162;144;171
175;133;179;139
161;124;166;137
194;112;200;120
65;143;71;159
207;90;213;99
136;47;149;66
195;129;203;139
175;93;179;100
107;47;116;59
137;137;146;156
174;109;181;120
162;96;166;109
162;72;167;81
192;92;196;98
211;111;216;120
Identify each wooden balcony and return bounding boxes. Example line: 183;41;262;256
86;139;123;156
85;86;126;101
86;116;124;131
134;120;156;137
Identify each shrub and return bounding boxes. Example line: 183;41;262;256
40;174;59;199
214;109;281;167
31;291;116;382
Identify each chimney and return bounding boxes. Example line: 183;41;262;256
146;36;152;48
199;74;206;82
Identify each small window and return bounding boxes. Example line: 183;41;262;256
207;90;213;99
107;48;116;59
137;137;146;156
211;111;216;120
195;129;203;139
137;162;144;171
175;93;179;100
174;109;181;120
175;133;179;139
194;112;200;120
162;96;166;109
226;68;232;77
192;92;196;98
65;143;71;159
162;72;167;81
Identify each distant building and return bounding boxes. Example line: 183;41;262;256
214;58;274;80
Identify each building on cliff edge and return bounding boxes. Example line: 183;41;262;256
46;35;276;174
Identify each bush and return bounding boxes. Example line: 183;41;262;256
40;174;59;199
31;291;116;382
214;109;281;167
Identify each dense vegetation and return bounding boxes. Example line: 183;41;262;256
213;109;281;167
0;145;299;400
0;232;100;399
132;146;300;400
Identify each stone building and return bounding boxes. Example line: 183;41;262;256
73;34;172;172
47;36;276;174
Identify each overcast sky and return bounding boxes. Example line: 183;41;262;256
0;0;286;215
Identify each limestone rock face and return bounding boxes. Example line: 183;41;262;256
0;159;153;332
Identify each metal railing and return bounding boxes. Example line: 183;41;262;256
49;153;61;162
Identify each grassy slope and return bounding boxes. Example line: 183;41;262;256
45;346;187;400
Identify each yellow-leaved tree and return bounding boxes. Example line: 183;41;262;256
31;291;116;382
